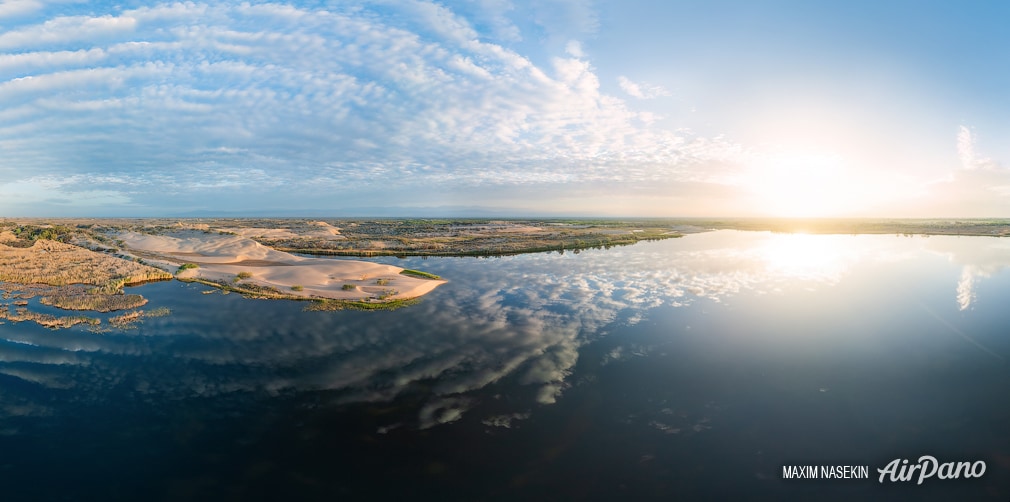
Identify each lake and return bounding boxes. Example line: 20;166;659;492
1;230;1009;501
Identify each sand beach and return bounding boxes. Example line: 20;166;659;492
118;230;444;301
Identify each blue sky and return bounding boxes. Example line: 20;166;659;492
2;0;1010;217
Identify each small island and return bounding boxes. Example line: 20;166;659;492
115;227;445;306
0;220;449;329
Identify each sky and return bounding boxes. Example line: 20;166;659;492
2;0;1010;217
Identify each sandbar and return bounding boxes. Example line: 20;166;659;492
118;230;444;301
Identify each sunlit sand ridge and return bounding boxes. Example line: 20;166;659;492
118;231;444;301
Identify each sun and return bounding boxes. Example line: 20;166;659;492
747;152;858;217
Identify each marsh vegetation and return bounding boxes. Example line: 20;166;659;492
106;306;171;329
247;219;684;256
0;305;99;329
0;228;172;329
0;239;171;289
304;297;420;311
399;269;442;280
40;292;148;312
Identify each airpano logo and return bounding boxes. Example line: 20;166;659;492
781;455;987;484
877;456;986;485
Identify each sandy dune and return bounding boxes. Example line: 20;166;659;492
218;221;344;241
118;231;443;301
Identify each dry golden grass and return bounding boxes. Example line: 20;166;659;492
109;310;142;326
40;293;148;312
0;306;99;329
108;307;169;329
0;239;171;292
0;240;172;328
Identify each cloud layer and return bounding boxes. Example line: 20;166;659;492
0;1;744;215
3;1;1009;216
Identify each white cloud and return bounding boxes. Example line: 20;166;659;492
958;125;977;170
0;0;746;214
456;0;522;42
390;0;481;45
957;125;999;171
0;0;43;19
0;48;106;76
0;13;137;49
564;39;584;58
0;2;1002;217
871;126;1010;217
617;75;670;99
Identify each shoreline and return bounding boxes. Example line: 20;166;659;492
116;230;446;303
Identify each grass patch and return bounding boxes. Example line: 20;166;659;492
399;269;441;280
181;277;285;299
40;292;147;312
0;306;99;329
236;271;253;280
304;297;420;311
177;277;424;311
108;310;142;328
146;306;171;317
291;285;303;291
0;239;171;290
375;278;389;286
177;263;199;273
341;283;356;291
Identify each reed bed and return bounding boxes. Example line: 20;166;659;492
109;310;142;326
0;306;99;329
108;307;170;329
39;293;148;312
0;239;171;290
0;240;172;328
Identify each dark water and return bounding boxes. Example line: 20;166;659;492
1;231;1009;501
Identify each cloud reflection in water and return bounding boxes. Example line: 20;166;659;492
0;231;998;429
923;237;1010;310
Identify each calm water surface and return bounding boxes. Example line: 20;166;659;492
1;230;1009;501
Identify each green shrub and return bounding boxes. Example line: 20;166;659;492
341;284;355;291
376;278;389;286
177;263;199;273
291;285;304;291
399;269;441;280
236;271;253;280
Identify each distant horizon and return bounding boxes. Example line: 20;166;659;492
6;213;1010;222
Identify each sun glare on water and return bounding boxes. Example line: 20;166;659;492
757;233;852;281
